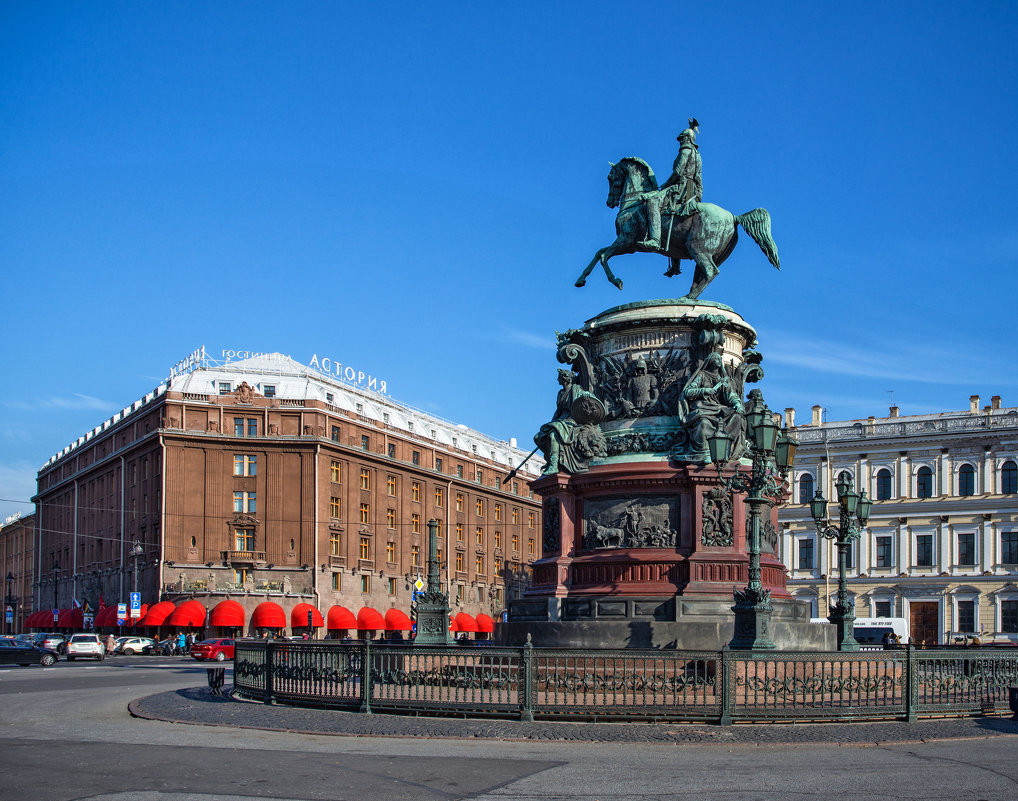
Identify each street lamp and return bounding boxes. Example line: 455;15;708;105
810;473;871;651
130;540;145;596
5;572;14;635
708;389;798;650
51;561;61;624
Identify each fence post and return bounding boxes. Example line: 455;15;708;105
359;637;373;714
718;645;733;726
263;640;274;705
904;643;916;722
520;633;534;722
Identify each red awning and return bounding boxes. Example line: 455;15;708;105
57;608;84;628
356;607;385;631
251;601;286;629
27;611;48;627
326;605;357;630
383;608;413;631
137;600;176;627
95;607;116;627
210;600;245;628
291;603;324;628
167;600;207;627
451;612;478;633
475;613;495;633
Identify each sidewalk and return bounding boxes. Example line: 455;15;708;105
130;685;1018;746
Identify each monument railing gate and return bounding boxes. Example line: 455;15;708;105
232;640;1018;724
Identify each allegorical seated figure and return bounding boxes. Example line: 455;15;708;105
535;368;608;475
619;357;659;417
683;352;745;463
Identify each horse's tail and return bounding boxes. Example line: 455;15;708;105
735;208;780;270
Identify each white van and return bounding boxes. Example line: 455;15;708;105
852;617;909;646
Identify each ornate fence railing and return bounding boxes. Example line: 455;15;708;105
232;640;1018;724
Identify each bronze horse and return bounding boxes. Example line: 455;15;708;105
575;157;780;298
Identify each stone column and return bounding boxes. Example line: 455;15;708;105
940;450;952;496
938;521;951;571
983;449;995;494
897;520;909;573
898;453;910;499
980;518;994;574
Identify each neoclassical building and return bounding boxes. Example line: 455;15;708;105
779;395;1018;645
32;350;543;634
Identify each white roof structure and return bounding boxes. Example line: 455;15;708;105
44;350;545;478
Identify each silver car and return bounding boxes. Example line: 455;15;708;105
65;633;106;661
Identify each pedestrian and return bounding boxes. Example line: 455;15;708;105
106;633;116;656
176;631;186;654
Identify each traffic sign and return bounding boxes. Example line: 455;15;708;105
414;578;425;592
5;607;12;624
130;591;141;618
117;603;127;619
52;608;59;623
116;618;126;626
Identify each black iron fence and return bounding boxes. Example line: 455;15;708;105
232;639;1018;724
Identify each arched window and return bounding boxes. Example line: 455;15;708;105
916;466;934;499
1002;461;1017;495
875;468;893;501
958;464;976;496
798;474;814;504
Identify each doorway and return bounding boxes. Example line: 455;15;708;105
909;601;939;645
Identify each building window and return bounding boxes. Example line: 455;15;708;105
436;519;443;537
437;548;444;566
475;527;483;545
798;474;814;505
456;552;464;571
435;487;444;507
875;469;893;501
512;481;519;495
387;508;396;529
528;512;535;528
383;412;390;424
874;600;892;618
917;466;934;498
331;426;340;442
875;536;893;568
361;435;370;451
476;499;484;516
457;465;463;478
1002;600;1018;634
386;541;395;562
331;573;340;591
407;421;414;432
330;460;341;482
234;454;257;476
219;382;231;395
411;545;420;567
330;531;341;555
916;534;934;567
512;533;519;552
1003;461;1018;494
798;539;814;570
234;418;245;437
512;508;519;525
387;475;396;496
412;450;420;466
388;577;397;595
359;537;370;559
958;532;976;566
355;402;363;414
476;468;483;484
330;496;342;518
495;504;502;522
247;419;257;437
412;514;421;534
233;491;256;513
412;482;421;502
234;527;254;551
359;503;370;524
360;574;370;593
494;530;502;549
235;568;249;584
456;584;463;603
456;494;463;512
388;443;396;458
494;557;503;574
528;537;535;555
263;384;275;398
435;457;443;472
360;469;370;490
958;464;976;496
1002;532;1018;564
326;392;334;404
957;599;975;633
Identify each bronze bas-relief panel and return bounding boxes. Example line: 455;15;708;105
582;495;679;550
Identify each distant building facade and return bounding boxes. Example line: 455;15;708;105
32;351;543;634
779;396;1018;645
0;512;35;634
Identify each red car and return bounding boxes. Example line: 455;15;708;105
190;638;235;661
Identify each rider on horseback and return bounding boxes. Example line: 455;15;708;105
640;118;702;250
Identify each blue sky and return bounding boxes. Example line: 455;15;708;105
2;2;1017;520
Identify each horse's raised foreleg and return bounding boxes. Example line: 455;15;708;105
576;238;628;290
575;247;610;287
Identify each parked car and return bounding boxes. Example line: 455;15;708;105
116;637;156;655
30;633;67;654
190;638;235;661
0;638;59;667
65;633;106;661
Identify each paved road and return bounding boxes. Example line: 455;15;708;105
2;655;1018;800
